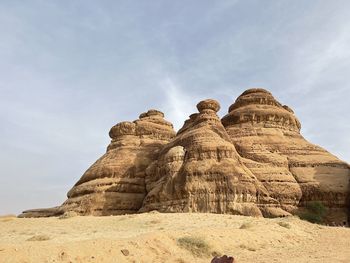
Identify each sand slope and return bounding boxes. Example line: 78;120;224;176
0;213;349;263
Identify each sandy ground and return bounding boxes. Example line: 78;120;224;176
0;212;349;263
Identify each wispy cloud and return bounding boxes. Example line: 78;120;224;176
159;77;195;131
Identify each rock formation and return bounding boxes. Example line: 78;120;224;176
140;99;271;216
222;88;350;222
19;89;350;225
20;110;176;217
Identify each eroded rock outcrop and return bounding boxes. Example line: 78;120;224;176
140;99;271;216
20;89;350;225
20;110;175;217
222;88;350;222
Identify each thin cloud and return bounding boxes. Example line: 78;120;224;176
159;77;195;131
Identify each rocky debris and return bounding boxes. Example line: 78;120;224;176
19;89;350;225
211;255;235;263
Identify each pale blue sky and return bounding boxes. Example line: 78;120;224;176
1;1;349;214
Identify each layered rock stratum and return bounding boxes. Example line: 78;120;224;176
20;88;350;225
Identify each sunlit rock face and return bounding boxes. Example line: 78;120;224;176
222;88;350;222
19;89;350;225
140;99;271;216
20;110;176;217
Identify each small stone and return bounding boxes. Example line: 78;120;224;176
211;255;235;263
121;249;129;256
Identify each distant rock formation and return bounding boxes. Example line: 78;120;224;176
19;89;350;225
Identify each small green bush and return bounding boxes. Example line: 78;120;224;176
299;201;328;224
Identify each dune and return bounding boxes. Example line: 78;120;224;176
0;213;349;263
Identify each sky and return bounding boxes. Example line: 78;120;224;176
0;0;349;215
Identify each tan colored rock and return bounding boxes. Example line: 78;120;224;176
140;99;272;216
20;110;175;217
222;88;350;222
19;89;350;225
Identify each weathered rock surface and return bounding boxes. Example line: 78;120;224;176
140;99;271;216
20;110;175;217
222;88;350;222
19;88;350;225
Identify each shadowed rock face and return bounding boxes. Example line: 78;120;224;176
19;89;350;224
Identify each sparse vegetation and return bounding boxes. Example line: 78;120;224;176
239;222;253;229
299;201;328;224
177;236;212;257
148;219;161;224
58;211;78;219
239;244;256;251
26;234;50;241
278;222;291;229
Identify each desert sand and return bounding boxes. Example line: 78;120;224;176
1;212;349;263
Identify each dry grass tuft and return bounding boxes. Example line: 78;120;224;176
240;244;257;251
58;211;78;220
148;219;162;224
278;221;291;229
26;235;51;241
177;236;212;257
239;222;253;229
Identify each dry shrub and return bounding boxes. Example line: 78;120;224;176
278;221;291;229
58;211;78;219
240;244;256;251
148;219;162;224
239;222;253;229
26;235;50;241
177;236;212;257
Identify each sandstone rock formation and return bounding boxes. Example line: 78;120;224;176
20;110;176;217
140;99;271;216
19;89;350;225
222;88;350;222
